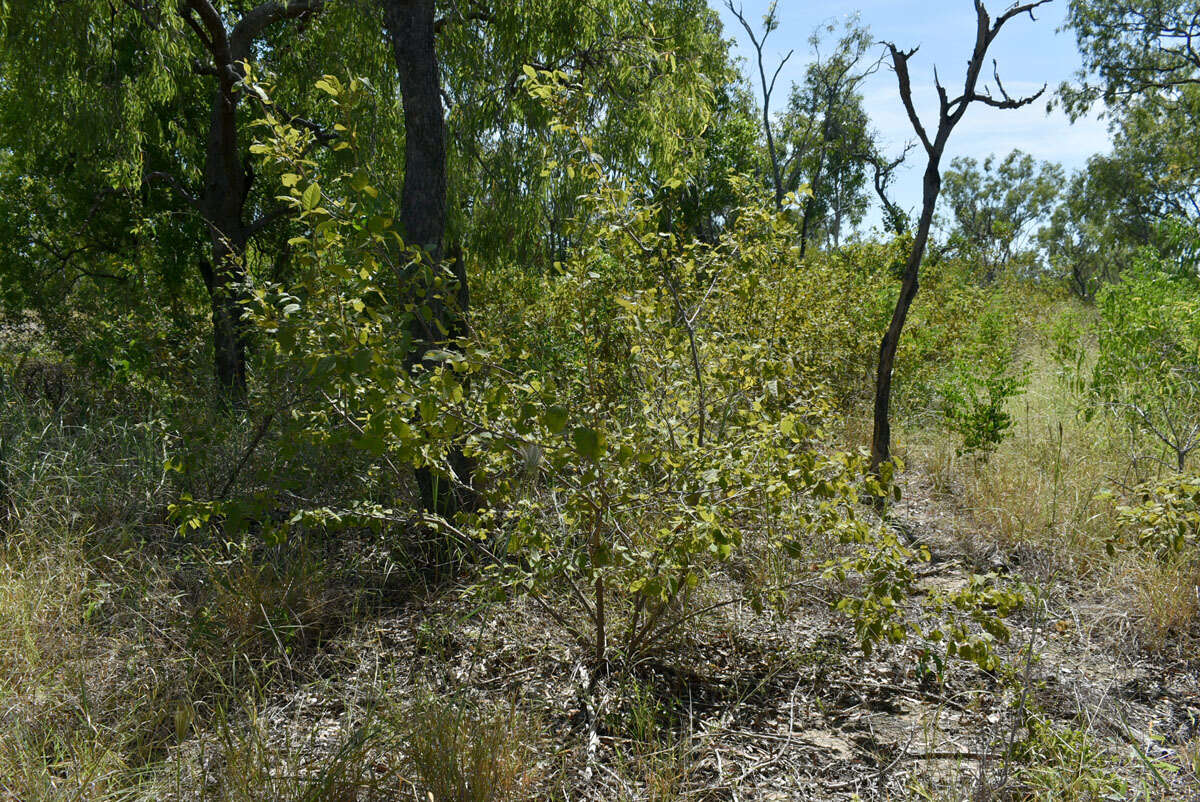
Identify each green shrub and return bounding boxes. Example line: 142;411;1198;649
1112;473;1200;560
1094;233;1200;473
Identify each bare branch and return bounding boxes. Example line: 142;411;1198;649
993;0;1054;31
883;42;933;154
767;49;795;99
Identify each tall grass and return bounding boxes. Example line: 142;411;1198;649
0;380;549;801
897;298;1200;651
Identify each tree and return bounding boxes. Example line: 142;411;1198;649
1039;166;1131;299
1094;228;1200;473
724;1;793;212
779;19;881;255
0;1;378;401
724;10;902;251
1063;0;1200;113
445;0;731;271
1060;0;1200;286
856;143;914;236
381;0;476;516
178;0;327;400
870;0;1051;475
940;149;1063;281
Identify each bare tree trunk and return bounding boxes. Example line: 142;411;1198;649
384;0;476;516
871;163;939;471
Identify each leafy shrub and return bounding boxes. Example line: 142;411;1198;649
1112;473;1200;560
1094;232;1200;472
212;71;1021;680
931;287;1028;457
940;364;1025;456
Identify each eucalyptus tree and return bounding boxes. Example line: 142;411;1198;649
0;1;388;400
723;10;885;251
940;149;1063;280
1063;0;1200;113
442;0;734;271
779;19;880;255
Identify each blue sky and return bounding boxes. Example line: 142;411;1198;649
714;0;1111;233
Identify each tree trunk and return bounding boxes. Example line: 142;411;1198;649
870;161;941;474
384;0;475;516
201;84;252;402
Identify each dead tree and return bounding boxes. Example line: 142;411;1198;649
870;0;1051;475
725;1;793;211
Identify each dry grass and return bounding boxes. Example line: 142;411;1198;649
395;695;544;802
900;343;1123;578
1118;556;1200;652
0;400;548;802
896;301;1200;654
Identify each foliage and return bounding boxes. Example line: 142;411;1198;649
4;0;1200;796
1093;231;1200;471
941;150;1063;280
444;0;737;268
1061;1;1200;291
0;1;391;391
205;68;1030;680
1011;715;1134;801
941;366;1025;457
1039;163;1135;300
776;16;880;249
1063;0;1200;113
234;70;874;666
1112;473;1200;560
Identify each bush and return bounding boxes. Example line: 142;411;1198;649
1094;234;1200;473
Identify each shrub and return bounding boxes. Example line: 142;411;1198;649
1094;234;1200;473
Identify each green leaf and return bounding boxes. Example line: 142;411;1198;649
542;405;569;434
572;427;603;461
301;182;321;212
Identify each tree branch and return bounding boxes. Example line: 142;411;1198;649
230;0;325;62
144;170;203;214
883;43;933;154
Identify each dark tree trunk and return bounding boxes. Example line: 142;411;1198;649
385;0;446;267
870;162;940;473
870;0;1051;477
172;0;326;403
201;84;252;402
384;0;475;516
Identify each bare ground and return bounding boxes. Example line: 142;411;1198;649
195;471;1200;801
